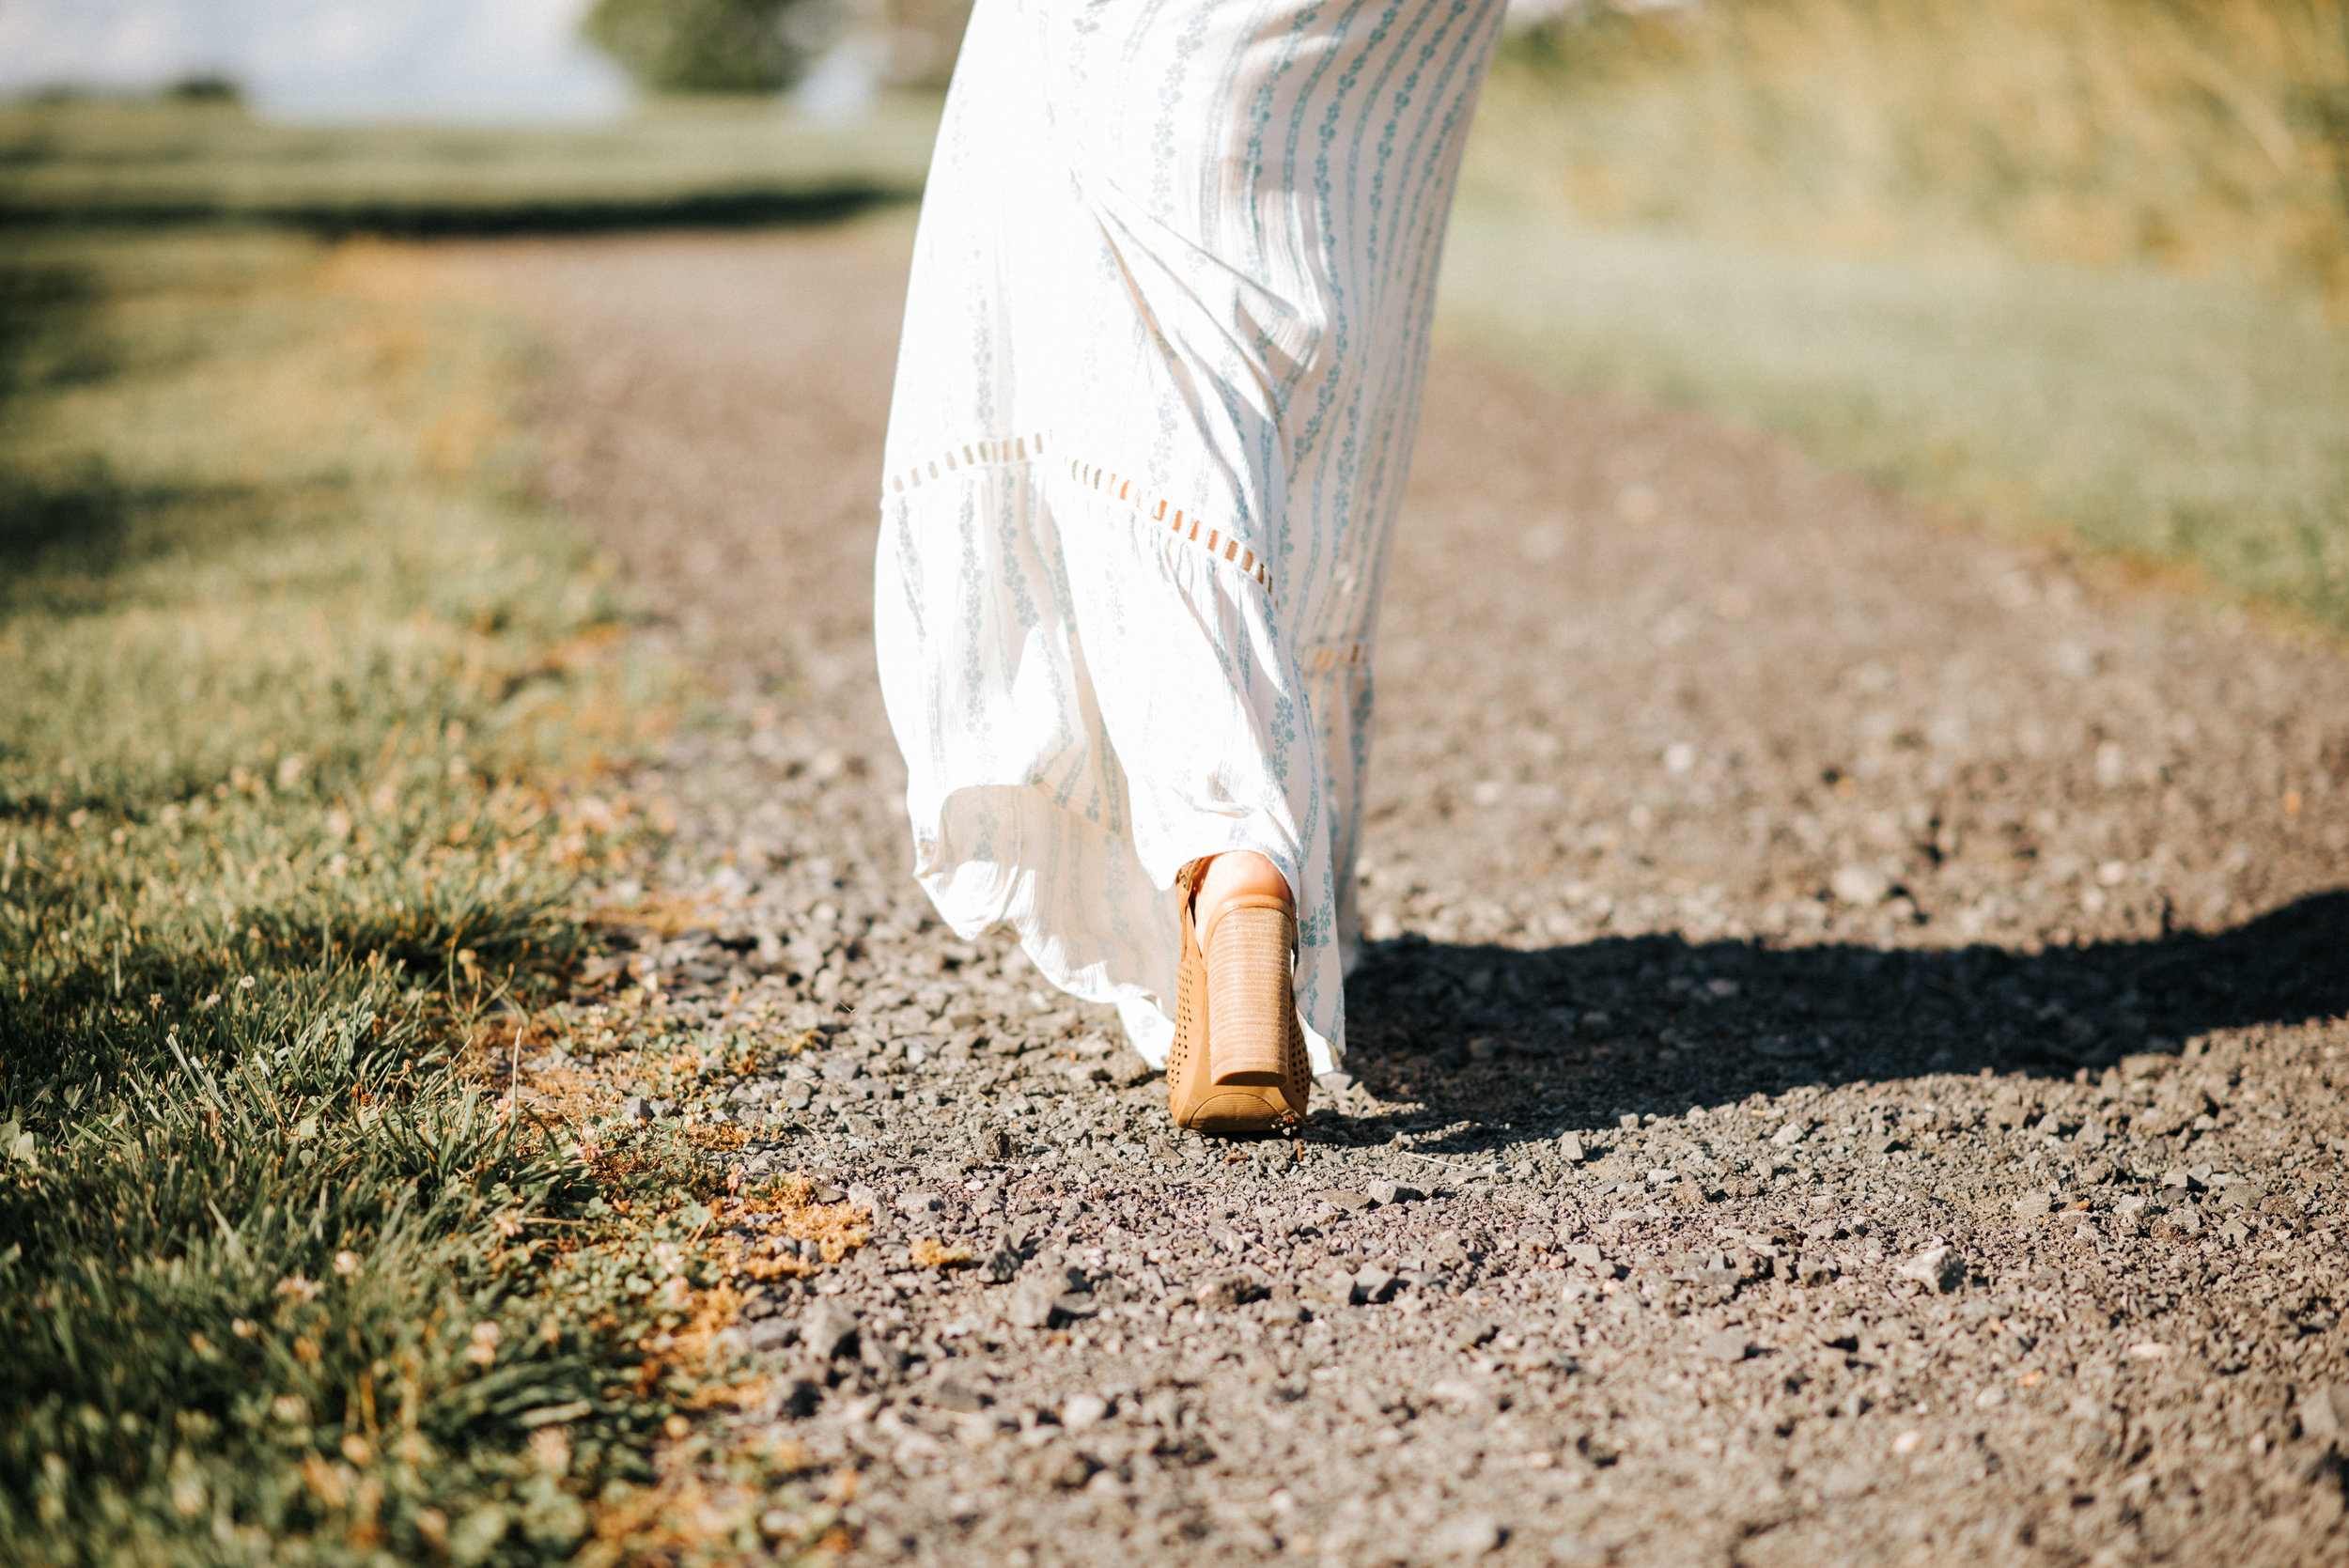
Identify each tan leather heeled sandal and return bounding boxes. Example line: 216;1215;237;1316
1166;860;1312;1134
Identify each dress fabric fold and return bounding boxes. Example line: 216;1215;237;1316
874;0;1507;1071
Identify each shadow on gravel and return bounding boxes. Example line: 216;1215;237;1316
1336;890;2349;1147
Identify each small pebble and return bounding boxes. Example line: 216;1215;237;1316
801;1301;860;1360
1426;1513;1501;1558
1895;1246;1964;1295
2301;1384;2349;1445
932;1378;990;1414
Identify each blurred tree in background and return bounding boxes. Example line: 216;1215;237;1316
583;0;826;93
880;0;973;86
583;0;971;95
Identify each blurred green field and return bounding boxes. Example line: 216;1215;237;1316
1439;4;2349;638
0;95;939;233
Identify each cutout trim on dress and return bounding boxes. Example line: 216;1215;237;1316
1066;458;1274;592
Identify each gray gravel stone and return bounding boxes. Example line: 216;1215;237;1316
801;1301;860;1361
1004;1277;1060;1328
2301;1384;2349;1448
1452;1318;1498;1353
929;1378;988;1414
1427;1513;1502;1558
1017;1447;1097;1491
1200;1274;1268;1310
1828;864;1890;907
1894;1245;1964;1294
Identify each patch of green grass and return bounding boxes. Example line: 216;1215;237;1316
0;229;749;1564
1439;145;2349;637
0;96;940;235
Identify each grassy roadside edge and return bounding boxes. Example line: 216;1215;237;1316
0;230;850;1566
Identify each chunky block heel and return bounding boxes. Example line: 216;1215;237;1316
1204;899;1293;1083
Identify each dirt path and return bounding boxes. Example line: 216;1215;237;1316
459;225;2349;1568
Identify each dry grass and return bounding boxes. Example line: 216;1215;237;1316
719;1176;875;1279
1496;0;2349;295
577;1427;846;1568
908;1239;976;1270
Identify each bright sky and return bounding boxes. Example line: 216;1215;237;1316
0;0;632;121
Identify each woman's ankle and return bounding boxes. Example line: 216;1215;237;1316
1190;851;1291;951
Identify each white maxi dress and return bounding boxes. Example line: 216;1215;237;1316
874;0;1507;1073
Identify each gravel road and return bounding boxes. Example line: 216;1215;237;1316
460;223;2349;1568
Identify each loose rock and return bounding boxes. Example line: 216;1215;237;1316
1895;1246;1964;1295
801;1302;860;1361
1200;1274;1268;1310
2301;1384;2349;1447
1427;1513;1502;1558
1004;1278;1061;1329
